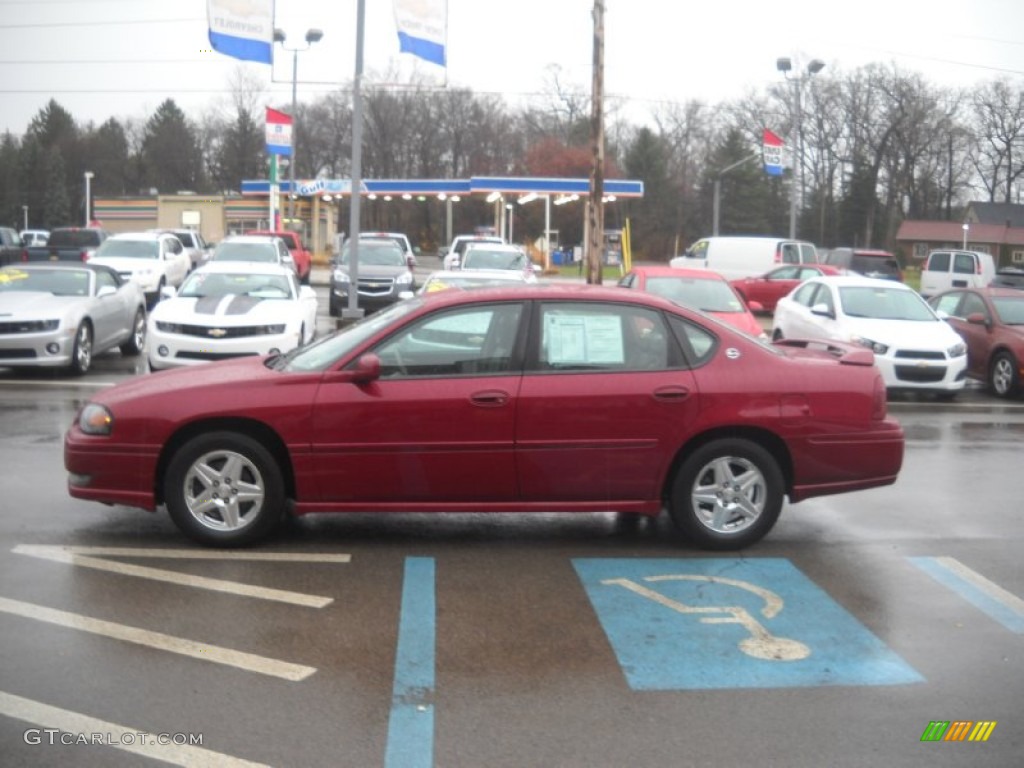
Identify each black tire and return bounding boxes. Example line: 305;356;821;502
164;431;286;547
119;307;147;356
68;322;93;375
989;351;1020;398
669;438;784;550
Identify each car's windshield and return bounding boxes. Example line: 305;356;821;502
645;276;744;313
179;271;293;299
213;242;277;262
278;299;421;372
0;267;91;296
993;296;1024;325
462;249;527;271
96;239;158;259
839;286;936;321
339;243;405;267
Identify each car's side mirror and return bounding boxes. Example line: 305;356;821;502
747;300;765;313
810;302;834;318
351;353;381;383
160;285;177;300
96;286;117;299
966;312;989;327
299;286;316;300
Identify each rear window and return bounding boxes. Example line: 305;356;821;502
48;230;104;248
850;255;900;277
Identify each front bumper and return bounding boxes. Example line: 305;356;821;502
147;325;301;370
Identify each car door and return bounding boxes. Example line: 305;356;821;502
166;237;190;285
90;267;129;350
309;302;525;503
515;300;700;504
943;290;991;378
752;265;800;308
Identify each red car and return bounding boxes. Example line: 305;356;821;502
246;229;312;284
928;286;1024;397
731;264;842;313
618;266;765;337
65;284;903;550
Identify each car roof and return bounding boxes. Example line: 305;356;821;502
108;232;167;241
220;235;282;245
632;266;728;281
2;262;99;273
463;243;526;253
810;274;913;289
425;269;528;281
191;261;295;277
411;282;689;313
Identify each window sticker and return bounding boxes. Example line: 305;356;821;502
545;313;624;365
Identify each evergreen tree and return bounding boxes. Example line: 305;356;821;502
42;150;71;228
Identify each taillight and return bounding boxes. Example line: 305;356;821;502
872;374;887;420
81;250;90;262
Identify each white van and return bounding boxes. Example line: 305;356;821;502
670;236;819;281
919;249;996;297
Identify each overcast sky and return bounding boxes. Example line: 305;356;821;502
2;0;1023;136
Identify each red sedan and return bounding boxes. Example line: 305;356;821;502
928;286;1024;397
65;284;904;550
731;264;842;313
619;265;765;337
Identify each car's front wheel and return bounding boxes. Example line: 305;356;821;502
68;322;93;375
119;307;147;356
669;438;784;550
165;431;286;546
989;351;1020;398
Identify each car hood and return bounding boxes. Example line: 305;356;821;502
0;291;84;319
842;317;961;347
89;256;161;272
93;355;285;410
338;264;409;277
151;295;298;325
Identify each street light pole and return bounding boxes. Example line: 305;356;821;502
274;27;323;230
83;171;94;226
962;222;969;249
776;57;824;240
22;205;28;230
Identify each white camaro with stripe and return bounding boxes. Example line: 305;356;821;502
147;261;318;371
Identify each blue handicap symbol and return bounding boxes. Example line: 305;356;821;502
573;558;923;690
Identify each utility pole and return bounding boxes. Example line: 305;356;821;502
586;0;605;284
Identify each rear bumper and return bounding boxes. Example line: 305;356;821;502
788;419;905;502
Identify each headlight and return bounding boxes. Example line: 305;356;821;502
155;321;183;333
18;319;60;332
78;403;113;435
260;324;286;335
948;341;966;357
333;270;350;284
396;271;413;286
851;335;889;355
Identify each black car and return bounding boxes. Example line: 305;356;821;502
329;239;416;316
823;248;903;281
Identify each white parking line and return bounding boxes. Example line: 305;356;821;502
13;545;343;608
0;690;271;767
0;596;316;681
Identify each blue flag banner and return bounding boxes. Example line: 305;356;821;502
394;0;447;67
208;0;274;64
763;128;785;176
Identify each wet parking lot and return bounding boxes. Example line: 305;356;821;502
0;303;1022;767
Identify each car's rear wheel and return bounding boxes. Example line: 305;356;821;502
165;431;286;546
68;322;93;375
669;438;784;550
119;307;147;356
989;351;1019;398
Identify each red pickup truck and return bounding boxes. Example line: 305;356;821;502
245;230;312;284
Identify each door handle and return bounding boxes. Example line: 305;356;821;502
470;390;510;407
653;386;690;402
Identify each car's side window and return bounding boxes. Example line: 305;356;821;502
792;282;818;306
772;266;799;280
373;303;524;378
959;292;988;318
667;314;717;368
95;269;117;294
535;302;682;372
931;292;963;317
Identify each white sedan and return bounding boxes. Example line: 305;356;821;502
147;262;318;371
772;275;967;397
